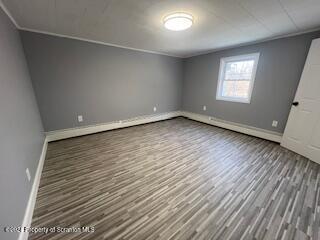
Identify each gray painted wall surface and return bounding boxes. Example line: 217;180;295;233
0;9;44;240
21;31;183;132
182;31;320;133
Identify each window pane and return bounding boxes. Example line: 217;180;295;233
225;60;254;81
217;53;259;103
222;80;250;98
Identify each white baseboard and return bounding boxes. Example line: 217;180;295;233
45;111;282;143
17;110;281;240
46;111;182;142
181;111;283;143
18;138;48;240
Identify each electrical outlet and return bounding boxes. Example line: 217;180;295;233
26;168;31;182
78;115;83;122
272;120;278;127
153;107;157;112
203;105;207;111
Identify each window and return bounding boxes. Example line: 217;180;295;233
216;53;260;103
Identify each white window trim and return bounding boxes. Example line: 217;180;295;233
216;53;260;104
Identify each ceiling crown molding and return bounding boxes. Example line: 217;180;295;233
0;0;20;28
19;27;183;58
0;1;182;58
1;1;320;59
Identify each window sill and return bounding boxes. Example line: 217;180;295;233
216;96;251;104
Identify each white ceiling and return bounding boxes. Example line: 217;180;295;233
2;0;320;57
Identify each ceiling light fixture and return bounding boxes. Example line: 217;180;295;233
163;13;193;31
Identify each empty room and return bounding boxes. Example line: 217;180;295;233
1;0;320;240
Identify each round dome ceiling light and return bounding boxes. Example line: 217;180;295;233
163;12;193;31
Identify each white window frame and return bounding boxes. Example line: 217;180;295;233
216;53;260;104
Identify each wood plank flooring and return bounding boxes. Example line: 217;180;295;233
29;117;320;240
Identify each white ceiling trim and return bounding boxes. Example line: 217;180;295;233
0;2;182;58
185;27;320;58
1;1;320;59
0;0;20;28
19;27;182;58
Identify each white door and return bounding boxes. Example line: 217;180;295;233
281;38;320;164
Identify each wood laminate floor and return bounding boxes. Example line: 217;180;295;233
30;117;320;240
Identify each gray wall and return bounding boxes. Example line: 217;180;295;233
21;31;184;132
17;24;320;134
0;9;44;240
182;31;320;133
